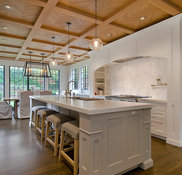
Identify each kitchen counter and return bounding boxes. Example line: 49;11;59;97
30;95;152;115
138;98;167;103
30;95;153;175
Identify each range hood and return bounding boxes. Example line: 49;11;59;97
113;56;152;63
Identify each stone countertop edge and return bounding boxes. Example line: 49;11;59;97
30;95;152;115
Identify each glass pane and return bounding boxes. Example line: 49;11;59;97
0;66;4;100
81;66;88;90
48;69;60;95
10;66;27;98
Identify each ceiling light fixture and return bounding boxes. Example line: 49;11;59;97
89;0;103;51
65;22;73;62
4;4;12;9
3;26;8;30
50;36;58;66
140;16;146;21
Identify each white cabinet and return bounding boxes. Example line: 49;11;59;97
138;99;167;139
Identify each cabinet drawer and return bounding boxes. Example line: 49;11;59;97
151;120;166;134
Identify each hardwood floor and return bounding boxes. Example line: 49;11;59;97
0;119;182;175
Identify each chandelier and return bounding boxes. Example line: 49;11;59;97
23;51;52;78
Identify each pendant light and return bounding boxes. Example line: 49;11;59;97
40;53;45;76
65;22;73;62
89;0;103;51
50;36;57;66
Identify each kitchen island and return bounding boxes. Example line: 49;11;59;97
30;95;153;175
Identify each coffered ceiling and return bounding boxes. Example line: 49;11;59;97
0;0;181;66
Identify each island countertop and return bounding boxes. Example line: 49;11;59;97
30;95;152;115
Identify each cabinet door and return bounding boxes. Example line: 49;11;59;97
103;110;144;175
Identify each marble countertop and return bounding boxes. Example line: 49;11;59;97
30;95;152;115
138;98;167;103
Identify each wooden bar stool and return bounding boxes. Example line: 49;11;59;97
58;120;79;175
45;113;73;156
30;106;47;131
36;108;57;141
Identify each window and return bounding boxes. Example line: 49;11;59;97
71;68;79;90
48;69;60;95
81;66;88;90
10;67;45;98
29;68;45;90
10;66;27;98
0;66;5;100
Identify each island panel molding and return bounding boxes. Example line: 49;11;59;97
30;95;153;175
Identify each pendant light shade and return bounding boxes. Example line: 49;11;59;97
89;0;103;51
65;22;73;62
50;59;58;66
90;38;103;51
50;36;58;66
65;51;73;62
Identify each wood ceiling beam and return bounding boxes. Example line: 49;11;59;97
0;14;82;39
0;15;34;28
0;32;64;48
32;39;64;47
149;0;181;15
0;50;17;54
0;32;26;40
27;0;134;34
40;26;80;38
0;43;21;49
46;1;138;60
0;56;15;60
15;0;59;60
103;0;140;24
69;46;90;52
26;47;52;53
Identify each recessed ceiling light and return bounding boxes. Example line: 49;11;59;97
140;16;146;21
3;4;12;9
3;26;8;30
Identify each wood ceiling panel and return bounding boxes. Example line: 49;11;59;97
42;10;92;34
0;0;42;23
169;0;182;10
71;39;90;49
0;36;24;46
58;0;134;19
29;41;60;52
0;52;16;58
0;21;31;37
33;30;69;45
88;24;127;42
69;48;87;55
114;1;171;30
0;47;20;53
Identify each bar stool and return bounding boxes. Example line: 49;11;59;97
58;120;79;175
45;113;73;156
36;108;57;141
30;106;47;131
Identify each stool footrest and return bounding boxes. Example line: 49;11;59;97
61;150;74;167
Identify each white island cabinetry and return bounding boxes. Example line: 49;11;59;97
30;95;153;175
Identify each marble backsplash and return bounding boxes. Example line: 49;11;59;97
105;57;167;99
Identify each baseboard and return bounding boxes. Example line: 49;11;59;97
166;138;182;147
151;133;166;140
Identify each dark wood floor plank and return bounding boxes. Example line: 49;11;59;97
0;119;182;175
